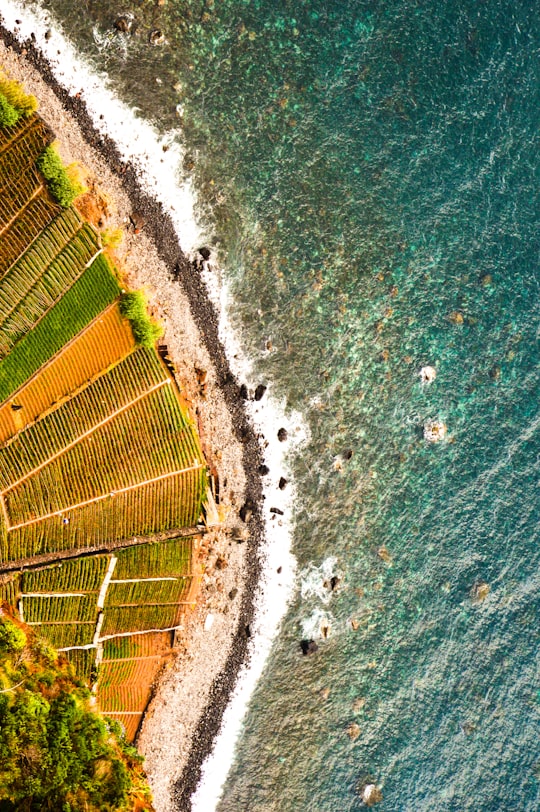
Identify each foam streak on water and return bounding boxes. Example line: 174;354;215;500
1;4;309;809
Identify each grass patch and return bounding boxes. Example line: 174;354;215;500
0;92;20;128
37;145;85;208
0;74;38;117
119;291;163;349
0;253;120;403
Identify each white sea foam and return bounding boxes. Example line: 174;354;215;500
300;555;340;605
1;4;308;809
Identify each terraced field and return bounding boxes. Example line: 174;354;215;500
0;88;209;741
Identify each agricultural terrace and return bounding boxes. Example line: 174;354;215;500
0;81;210;741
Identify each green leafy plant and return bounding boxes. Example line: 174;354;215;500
0;613;154;811
0;75;38;116
119;291;163;349
37;146;85;208
0;92;20;128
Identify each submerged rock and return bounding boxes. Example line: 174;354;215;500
277;427;288;442
300;639;318;656
361;783;383;806
419;365;437;383
347;722;361;741
149;29;165;45
423;419;447;442
254;383;267;401
471;580;490;602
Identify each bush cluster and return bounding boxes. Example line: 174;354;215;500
119;291;163;349
0;92;20;128
0;613;154;811
0;75;38;116
36;146;84;208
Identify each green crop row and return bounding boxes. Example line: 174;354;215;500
0;226;100;359
0;253;120;404
23;593;98;624
6;386;202;525
102;631;172;662
101;603;183;636
0;347;168;490
0;207;81;314
114;537;194;579
64;647;96;684
3;467;206;561
0;576;20;609
21;554;110;594
106;576;193;607
0;192;60;278
36;621;94;649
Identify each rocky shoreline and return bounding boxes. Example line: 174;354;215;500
0;21;265;812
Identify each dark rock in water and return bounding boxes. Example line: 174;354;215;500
277;427;288;442
44;29;52;40
489;365;501;381
149;29;165;45
343;448;353;460
199;246;211;261
258;464;270;476
270;507;284;516
244;624;252;638
239;384;249;400
330;575;340;591
278;477;288;490
300;639;318;656
240;499;255;523
254;383;267;401
114;16;131;33
277;566;282;574
228;587;238;601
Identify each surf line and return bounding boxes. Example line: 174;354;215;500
0;3;308;809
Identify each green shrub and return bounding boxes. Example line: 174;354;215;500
0;618;26;652
0;93;20;128
36;146;84;208
119;291;163;349
0;614;155;811
0;76;38;116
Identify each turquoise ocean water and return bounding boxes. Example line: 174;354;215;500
18;1;540;808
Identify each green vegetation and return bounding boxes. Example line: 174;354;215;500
0;253;120;402
0;613;154;811
119;291;163;349
37;145;85;208
0;74;38;117
0;93;20;128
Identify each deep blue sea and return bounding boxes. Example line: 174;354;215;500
17;1;540;808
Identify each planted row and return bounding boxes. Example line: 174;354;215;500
36;621;94;649
106;576;194;607
64;647;96;684
0;192;59;278
0;167;42;230
23;593;98;624
3;467;206;561
0;347;167;490
0;226;100;358
6;386;202;524
0;303;135;445
101;603;183;636
102;631;172;662
21;553;109;594
0;253;120;404
0;118;52;191
0;207;81;314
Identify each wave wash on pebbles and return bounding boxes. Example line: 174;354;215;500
0;2;308;810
